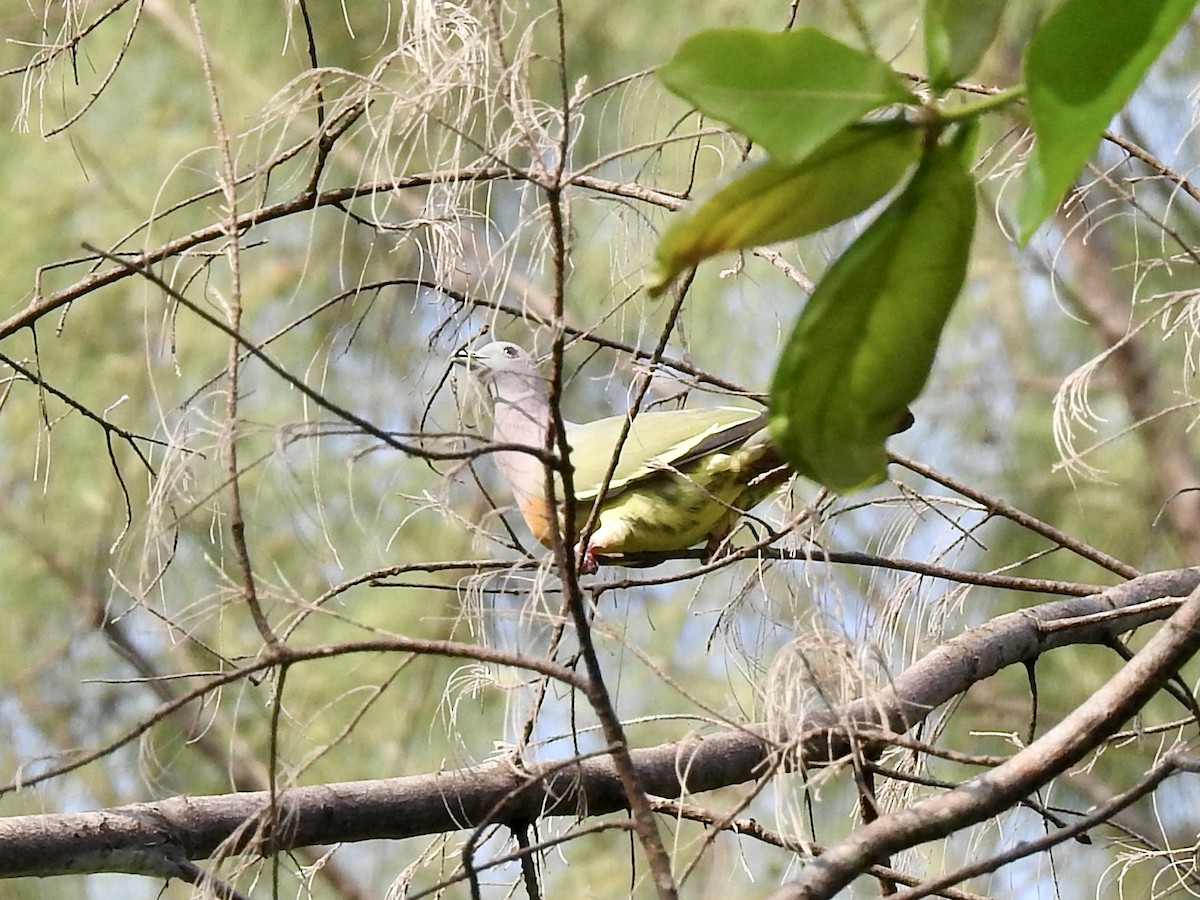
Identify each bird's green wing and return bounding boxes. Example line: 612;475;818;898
567;406;766;503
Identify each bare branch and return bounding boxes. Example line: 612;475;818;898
0;570;1194;881
771;578;1200;899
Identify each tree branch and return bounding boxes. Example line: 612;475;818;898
0;569;1193;881
770;575;1200;899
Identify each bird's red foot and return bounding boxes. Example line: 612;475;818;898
576;542;599;575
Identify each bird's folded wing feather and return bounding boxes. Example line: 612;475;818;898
567;406;767;502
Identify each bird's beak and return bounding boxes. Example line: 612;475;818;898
451;347;475;367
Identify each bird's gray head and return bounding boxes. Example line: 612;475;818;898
458;341;537;377
455;341;547;403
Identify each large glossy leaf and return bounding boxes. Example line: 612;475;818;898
770;130;977;491
924;0;1006;91
1018;0;1195;242
647;122;921;295
658;27;914;164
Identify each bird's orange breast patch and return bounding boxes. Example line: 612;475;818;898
517;496;556;546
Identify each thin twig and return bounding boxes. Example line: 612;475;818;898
891;452;1141;580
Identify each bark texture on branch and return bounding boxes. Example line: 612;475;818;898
0;569;1194;880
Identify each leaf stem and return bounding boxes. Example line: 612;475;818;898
934;83;1025;122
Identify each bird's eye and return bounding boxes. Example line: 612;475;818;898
503;346;518;358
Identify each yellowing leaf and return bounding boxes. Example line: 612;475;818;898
648;123;920;296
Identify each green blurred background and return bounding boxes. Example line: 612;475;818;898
0;1;1198;897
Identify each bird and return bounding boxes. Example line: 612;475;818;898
454;341;792;574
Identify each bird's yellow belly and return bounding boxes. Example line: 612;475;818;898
522;473;730;551
578;454;751;554
518;445;785;562
588;475;729;554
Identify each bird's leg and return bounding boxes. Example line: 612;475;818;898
576;541;600;575
575;518;628;575
702;528;733;564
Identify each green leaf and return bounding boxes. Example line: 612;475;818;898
769;129;977;491
647;122;921;296
1017;0;1195;242
925;0;1006;91
658;27;914;164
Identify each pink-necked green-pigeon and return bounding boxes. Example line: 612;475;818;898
456;341;790;573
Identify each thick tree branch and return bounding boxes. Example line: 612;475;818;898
771;576;1200;900
0;569;1194;881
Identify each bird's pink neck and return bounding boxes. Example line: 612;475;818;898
491;389;557;545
